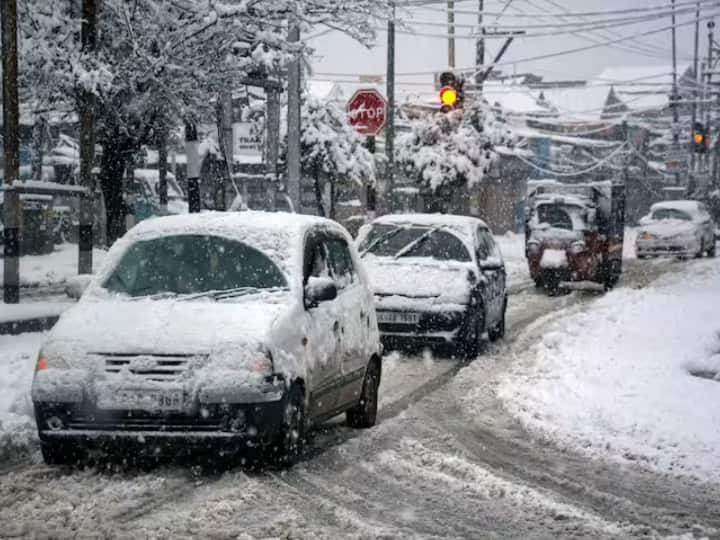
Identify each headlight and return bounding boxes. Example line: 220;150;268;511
249;354;273;374
527;241;541;255
569;241;586;255
34;351;69;372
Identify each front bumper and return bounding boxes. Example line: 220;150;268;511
376;307;470;350
636;238;699;257
32;373;288;448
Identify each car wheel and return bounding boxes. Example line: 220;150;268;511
346;359;380;429
457;306;484;359
695;240;704;258
488;299;506;342
40;440;84;466
708;241;716;258
273;384;306;466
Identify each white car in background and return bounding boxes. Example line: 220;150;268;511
357;214;507;358
32;212;381;466
636;200;716;259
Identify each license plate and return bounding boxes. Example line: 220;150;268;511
377;311;420;325
107;389;184;411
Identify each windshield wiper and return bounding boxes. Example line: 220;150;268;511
360;226;404;257
178;286;288;302
393;227;439;259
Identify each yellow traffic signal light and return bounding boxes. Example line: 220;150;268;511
440;86;458;108
694;132;704;144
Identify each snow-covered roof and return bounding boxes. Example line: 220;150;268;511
532;85;610;122
482;82;548;116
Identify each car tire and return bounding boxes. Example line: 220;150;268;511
273;384;306;467
488;299;507;342
346;359;380;429
40;440;84;466
695;240;704;258
708;241;716;258
457;306;484;359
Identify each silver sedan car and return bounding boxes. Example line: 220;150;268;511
636;200;716;259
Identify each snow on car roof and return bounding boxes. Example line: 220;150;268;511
651;200;703;215
371;213;489;237
535;194;593;208
95;211;347;291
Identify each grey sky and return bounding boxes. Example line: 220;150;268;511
309;0;706;89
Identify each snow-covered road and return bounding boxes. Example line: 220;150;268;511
0;257;717;539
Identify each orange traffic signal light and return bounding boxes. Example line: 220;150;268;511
693;122;708;153
440;86;458;108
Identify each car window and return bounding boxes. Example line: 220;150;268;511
103;234;287;297
478;229;502;261
325;237;356;290
476;227;491;260
308;241;331;280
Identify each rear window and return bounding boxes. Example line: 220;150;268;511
103;234;287;297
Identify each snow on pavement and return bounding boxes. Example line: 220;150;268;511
0;333;44;460
495;257;720;483
495;231;530;287
0;243;106;287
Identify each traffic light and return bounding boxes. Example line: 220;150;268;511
693;122;708;153
438;71;463;112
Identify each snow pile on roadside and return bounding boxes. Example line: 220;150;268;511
0;333;44;460
495;231;529;287
497;258;720;482
0;243;106;287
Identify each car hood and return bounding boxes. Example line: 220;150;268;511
44;296;289;358
640;220;697;238
363;256;472;304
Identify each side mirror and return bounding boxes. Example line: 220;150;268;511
304;276;337;308
479;257;503;272
65;274;93;300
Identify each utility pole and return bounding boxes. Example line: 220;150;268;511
217;90;233;211
671;0;681;186
384;1;396;215
707;20;716;184
157;123;168;211
266;87;281;211
447;1;455;68
185;122;201;213
2;0;20;303
690;1;700;176
475;0;485;89
287;23;302;213
78;0;96;274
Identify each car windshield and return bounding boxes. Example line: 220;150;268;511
103;234;288;298
652;208;692;221
360;224;471;261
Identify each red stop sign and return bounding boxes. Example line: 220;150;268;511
347;89;388;137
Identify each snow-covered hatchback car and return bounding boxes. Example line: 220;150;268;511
357;214;507;357
636;200;716;259
32;212;381;465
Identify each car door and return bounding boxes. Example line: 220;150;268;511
476;227;505;325
302;231;343;420
324;233;367;410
